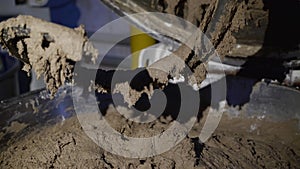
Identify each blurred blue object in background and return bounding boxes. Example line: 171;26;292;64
45;0;80;28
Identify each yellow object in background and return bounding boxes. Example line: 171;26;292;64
130;26;156;69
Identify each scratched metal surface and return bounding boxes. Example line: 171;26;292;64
0;86;75;152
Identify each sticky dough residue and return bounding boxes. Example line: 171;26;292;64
0;15;98;96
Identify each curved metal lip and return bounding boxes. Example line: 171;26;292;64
100;0;187;49
99;0;248;67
